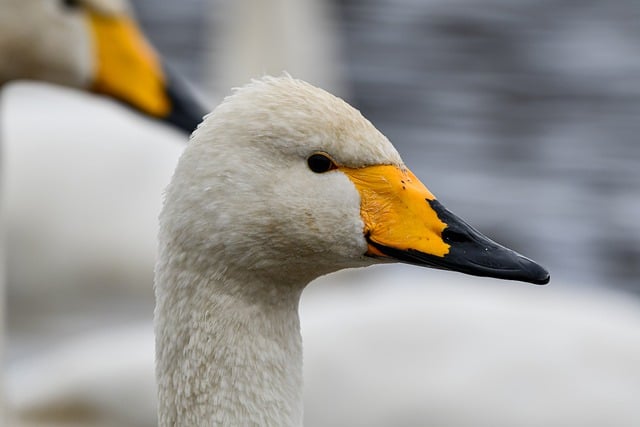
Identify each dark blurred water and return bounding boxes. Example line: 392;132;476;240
132;0;640;294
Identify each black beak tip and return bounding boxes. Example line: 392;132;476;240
529;261;551;285
163;63;208;134
520;257;550;285
536;274;551;285
455;250;551;285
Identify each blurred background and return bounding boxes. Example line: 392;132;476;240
3;0;640;426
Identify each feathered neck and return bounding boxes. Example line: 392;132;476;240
154;251;306;427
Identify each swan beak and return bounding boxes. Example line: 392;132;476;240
87;13;205;133
342;165;550;285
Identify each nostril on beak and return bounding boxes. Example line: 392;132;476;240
443;228;471;244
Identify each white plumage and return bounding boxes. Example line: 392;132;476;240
153;76;548;426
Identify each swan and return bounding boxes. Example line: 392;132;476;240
0;0;205;421
0;0;206;133
154;75;548;426
0;0;208;317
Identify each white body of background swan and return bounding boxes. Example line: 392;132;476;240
4;83;184;302
0;0;204;306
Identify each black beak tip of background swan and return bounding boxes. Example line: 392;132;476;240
163;64;208;135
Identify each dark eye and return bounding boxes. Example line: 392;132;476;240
62;0;80;9
307;153;337;173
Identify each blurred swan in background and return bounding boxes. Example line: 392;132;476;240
0;0;206;132
0;0;206;305
0;0;208;311
4;84;184;304
0;0;205;421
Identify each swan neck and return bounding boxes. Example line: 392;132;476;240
155;263;305;427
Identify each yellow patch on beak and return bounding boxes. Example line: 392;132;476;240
341;165;450;258
88;12;170;117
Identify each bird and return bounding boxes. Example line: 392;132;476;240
0;0;207;133
0;0;208;308
0;0;205;422
154;75;548;426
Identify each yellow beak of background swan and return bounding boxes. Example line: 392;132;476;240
342;164;550;285
87;10;204;132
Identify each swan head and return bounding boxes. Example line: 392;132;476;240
161;76;549;286
0;0;205;132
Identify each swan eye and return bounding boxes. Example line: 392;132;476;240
307;153;337;173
